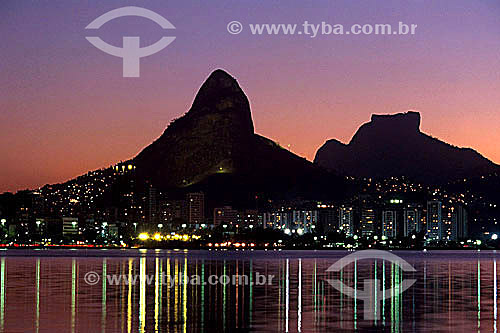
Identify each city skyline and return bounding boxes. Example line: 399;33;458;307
1;0;500;193
0;67;497;245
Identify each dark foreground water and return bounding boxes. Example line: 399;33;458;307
0;249;498;332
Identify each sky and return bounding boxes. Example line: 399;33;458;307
1;0;499;193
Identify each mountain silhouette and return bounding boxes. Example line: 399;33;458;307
314;111;499;183
133;69;344;203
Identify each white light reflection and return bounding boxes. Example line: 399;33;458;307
286;258;289;333
298;258;302;332
139;257;146;333
494;259;497;333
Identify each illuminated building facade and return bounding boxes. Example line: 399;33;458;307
404;205;423;236
360;208;376;237
338;206;354;236
187;192;205;227
426;200;443;241
382;210;397;238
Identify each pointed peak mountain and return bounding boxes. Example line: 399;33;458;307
133;69;344;200
204;68;238;85
193;69;241;105
186;69;253;132
133;69;259;187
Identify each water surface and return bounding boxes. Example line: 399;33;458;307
0;249;497;332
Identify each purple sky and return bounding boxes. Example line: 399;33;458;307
1;0;499;193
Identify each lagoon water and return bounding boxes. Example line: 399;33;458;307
0;249;497;332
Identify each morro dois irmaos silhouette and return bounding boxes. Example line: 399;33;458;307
133;69;344;202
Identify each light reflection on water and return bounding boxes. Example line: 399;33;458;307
0;250;498;332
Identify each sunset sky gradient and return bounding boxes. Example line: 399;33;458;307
1;0;499;193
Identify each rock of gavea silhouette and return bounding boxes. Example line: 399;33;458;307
314;111;499;183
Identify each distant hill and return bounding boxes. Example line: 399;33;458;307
133;69;345;204
314;111;500;183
